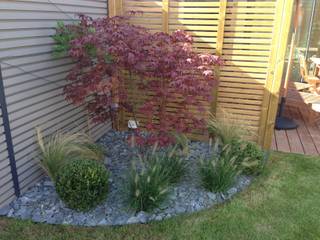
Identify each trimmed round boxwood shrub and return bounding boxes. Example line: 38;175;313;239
55;159;109;211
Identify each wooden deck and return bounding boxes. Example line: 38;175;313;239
272;106;320;155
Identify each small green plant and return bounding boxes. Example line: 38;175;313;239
55;159;109;211
53;21;98;58
126;161;170;212
36;128;105;181
208;111;249;145
227;140;266;175
199;145;240;193
52;21;76;57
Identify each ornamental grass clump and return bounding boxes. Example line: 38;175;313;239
36;128;105;181
199;145;240;193
147;147;188;184
127;143;187;212
55;159;109;211
208;110;250;145
127;161;170;212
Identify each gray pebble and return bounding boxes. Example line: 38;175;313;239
4;130;252;226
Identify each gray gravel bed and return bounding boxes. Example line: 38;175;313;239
2;130;252;226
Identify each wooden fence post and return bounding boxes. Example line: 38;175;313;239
162;0;169;33
211;0;227;114
108;0;124;129
259;0;294;148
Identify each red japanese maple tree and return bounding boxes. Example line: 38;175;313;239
54;14;222;146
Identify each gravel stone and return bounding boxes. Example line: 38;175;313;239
5;130;252;226
0;205;11;216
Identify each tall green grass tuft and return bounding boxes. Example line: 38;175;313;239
148;145;188;184
127;161;170;212
126;143;187;212
36;128;105;181
199;144;240;193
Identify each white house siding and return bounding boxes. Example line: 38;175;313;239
0;0;110;208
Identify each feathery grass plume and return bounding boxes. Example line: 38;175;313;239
208;108;252;145
138;143;187;184
150;145;188;184
126;160;170;212
36;128;105;181
199;144;240;193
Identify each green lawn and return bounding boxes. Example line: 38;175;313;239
1;152;320;240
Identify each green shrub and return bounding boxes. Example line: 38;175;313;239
199;145;239;193
52;21;76;57
36;128;105;181
126;162;170;212
55;159;109;211
227;140;266;175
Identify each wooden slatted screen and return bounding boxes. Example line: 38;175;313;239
109;0;294;148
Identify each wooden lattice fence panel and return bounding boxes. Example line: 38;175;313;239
109;0;294;148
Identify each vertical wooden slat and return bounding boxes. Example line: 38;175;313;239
118;0;123;16
162;0;169;33
108;0;123;17
215;1;227;57
108;0;115;17
260;0;295;149
211;0;227;114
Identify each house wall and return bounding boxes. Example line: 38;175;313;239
0;0;110;208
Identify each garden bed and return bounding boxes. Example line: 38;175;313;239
3;130;252;226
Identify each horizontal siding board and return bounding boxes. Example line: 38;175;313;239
0;2;106;14
3;59;72;80
0;20;75;30
0;11;104;20
0;0;110;208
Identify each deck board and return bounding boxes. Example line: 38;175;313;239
272;106;320;156
296;118;318;155
274;130;290;153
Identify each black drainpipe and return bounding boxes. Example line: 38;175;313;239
0;64;20;197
